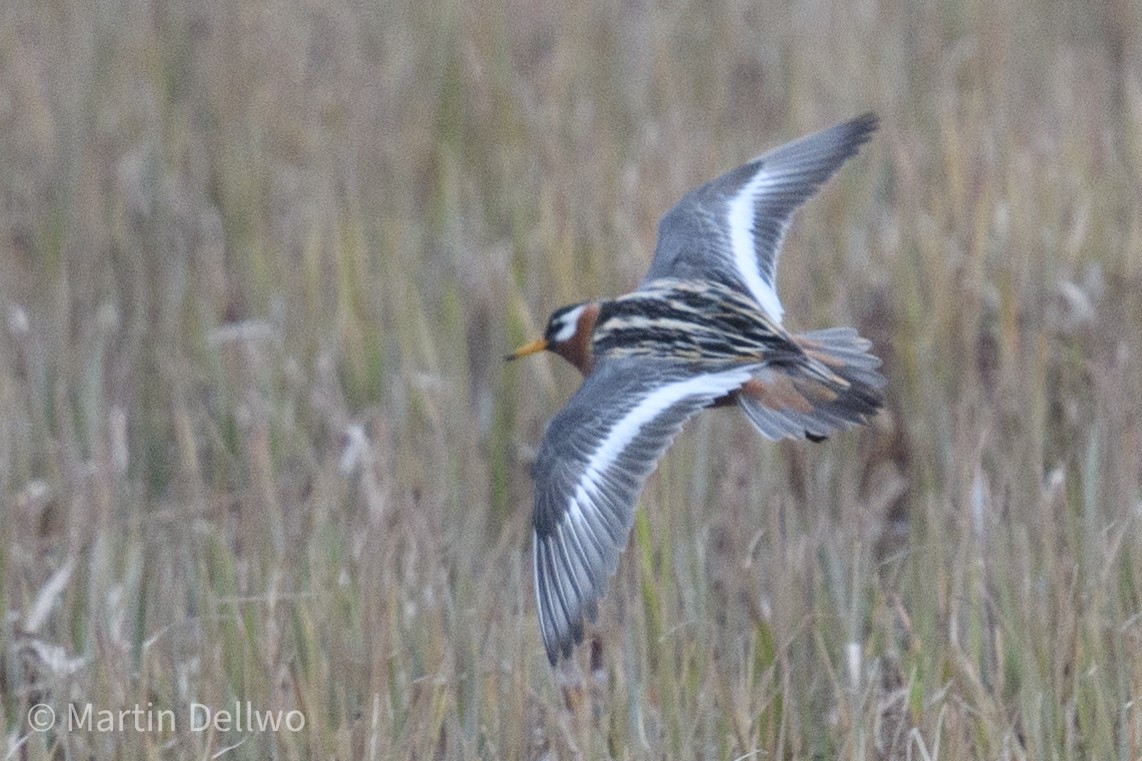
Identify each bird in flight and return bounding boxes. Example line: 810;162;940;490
507;114;885;665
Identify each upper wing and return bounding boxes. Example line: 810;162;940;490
643;113;878;323
532;357;758;664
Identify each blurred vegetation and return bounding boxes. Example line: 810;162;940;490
1;0;1141;758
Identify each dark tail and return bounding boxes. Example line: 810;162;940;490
737;327;885;441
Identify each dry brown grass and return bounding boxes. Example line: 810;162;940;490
2;0;1141;758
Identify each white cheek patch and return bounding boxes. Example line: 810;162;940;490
552;305;587;343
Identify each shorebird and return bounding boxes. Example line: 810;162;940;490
508;114;885;665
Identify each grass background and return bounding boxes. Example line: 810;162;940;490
2;0;1141;758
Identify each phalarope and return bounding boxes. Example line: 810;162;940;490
509;113;885;665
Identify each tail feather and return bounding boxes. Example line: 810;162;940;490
738;327;885;441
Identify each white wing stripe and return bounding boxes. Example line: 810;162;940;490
568;367;755;519
537;366;757;661
727;170;785;322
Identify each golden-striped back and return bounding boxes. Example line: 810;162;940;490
592;278;795;363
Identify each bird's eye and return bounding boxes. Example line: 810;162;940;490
549;307;584;343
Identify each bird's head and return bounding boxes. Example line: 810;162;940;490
506;302;599;375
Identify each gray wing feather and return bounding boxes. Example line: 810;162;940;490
532;358;757;664
644;113;877;322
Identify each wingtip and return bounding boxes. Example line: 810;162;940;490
541;623;578;667
844;112;880;145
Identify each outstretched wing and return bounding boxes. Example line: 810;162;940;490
644;113;878;323
532;358;758;664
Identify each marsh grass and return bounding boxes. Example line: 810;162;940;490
2;0;1142;758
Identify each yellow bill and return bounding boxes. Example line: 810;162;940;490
504;338;548;361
